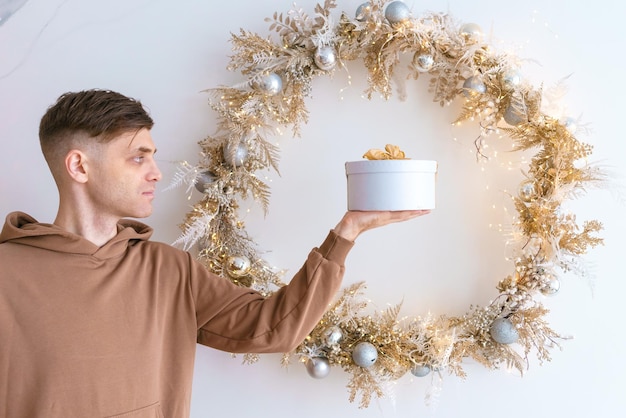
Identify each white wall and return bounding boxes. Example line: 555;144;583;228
1;0;624;417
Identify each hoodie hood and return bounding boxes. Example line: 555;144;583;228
0;211;153;260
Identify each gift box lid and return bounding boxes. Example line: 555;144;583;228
345;159;437;175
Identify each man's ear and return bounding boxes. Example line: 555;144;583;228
64;150;90;183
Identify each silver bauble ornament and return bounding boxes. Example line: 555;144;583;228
413;53;434;73
460;22;483;44
355;2;371;21
352;342;378;368
503;102;527;126
518;179;538;202
385;1;410;25
541;276;561;296
562;117;578;134
490;317;519;344
305;357;331;379
410;363;431;377
194;170;217;193
314;46;337;71
462;75;487;97
225;255;251;278
223;141;249;167
501;68;522;91
323;325;343;346
251;72;283;96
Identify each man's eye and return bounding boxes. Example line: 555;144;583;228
133;156;144;163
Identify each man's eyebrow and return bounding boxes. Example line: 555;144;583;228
135;146;157;154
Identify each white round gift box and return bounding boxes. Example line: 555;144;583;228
345;159;438;211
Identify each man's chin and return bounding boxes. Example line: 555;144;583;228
127;208;153;219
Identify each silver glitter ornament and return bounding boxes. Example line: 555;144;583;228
541;276;561;296
518;179;538;202
413;53;434;72
194;170;217;193
385;1;410;25
323;325;343;345
462;75;487;97
490;317;519;344
305;357;331;379
503;102;527;126
410;363;431;377
225;255;251;278
314;46;337;71
501;68;522;91
460;22;483;44
223;141;249;167
352;342;378;368
355;2;371;21
251;72;283;96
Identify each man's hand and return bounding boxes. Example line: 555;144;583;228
333;210;430;242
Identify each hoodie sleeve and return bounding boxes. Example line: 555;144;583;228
192;230;354;353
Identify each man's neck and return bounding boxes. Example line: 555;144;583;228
54;208;119;247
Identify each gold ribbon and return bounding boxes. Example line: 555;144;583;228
362;144;408;160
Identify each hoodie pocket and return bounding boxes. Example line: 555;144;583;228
105;401;164;417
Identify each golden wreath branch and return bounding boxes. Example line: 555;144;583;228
172;0;605;407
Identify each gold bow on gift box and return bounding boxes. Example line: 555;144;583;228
362;144;408;160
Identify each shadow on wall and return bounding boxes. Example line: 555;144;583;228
0;0;29;26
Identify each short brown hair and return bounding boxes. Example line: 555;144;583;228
39;89;154;167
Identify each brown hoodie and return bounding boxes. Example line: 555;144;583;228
0;212;353;417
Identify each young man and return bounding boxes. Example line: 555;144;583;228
0;89;428;417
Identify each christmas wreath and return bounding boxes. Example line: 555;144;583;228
171;0;604;407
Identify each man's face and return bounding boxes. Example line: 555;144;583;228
85;128;162;220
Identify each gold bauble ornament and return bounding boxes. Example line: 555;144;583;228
225;255;252;278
